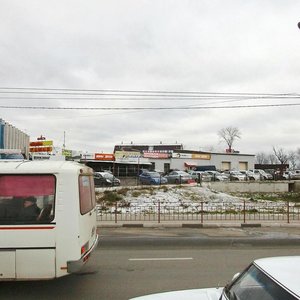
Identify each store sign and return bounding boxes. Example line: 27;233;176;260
62;149;72;157
192;153;211;160
143;151;171;159
29;140;53;153
114;151;141;163
95;153;115;161
81;153;94;160
30;140;53;147
172;152;211;160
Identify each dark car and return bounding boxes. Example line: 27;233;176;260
94;172;121;187
139;171;168;185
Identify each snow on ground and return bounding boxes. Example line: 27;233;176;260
97;185;287;214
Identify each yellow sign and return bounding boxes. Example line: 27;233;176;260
192;153;211;160
62;149;72;157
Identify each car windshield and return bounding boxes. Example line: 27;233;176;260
147;172;160;178
102;173;114;179
224;264;297;300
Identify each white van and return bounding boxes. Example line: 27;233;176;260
0;160;98;280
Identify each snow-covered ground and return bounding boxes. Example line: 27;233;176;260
96;185;290;215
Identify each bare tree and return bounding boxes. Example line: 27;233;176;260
272;147;289;165
255;152;269;164
218;126;241;152
288;151;298;170
268;153;278;164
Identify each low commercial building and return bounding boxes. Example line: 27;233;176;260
148;149;255;173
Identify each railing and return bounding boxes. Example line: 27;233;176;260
96;200;300;224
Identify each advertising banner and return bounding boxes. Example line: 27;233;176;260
143;151;171;159
172;152;211;160
95;153;115;161
62;149;72;157
115;151;141;163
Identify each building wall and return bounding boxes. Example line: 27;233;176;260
0;119;30;157
149;153;255;172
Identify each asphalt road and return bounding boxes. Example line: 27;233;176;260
1;227;300;300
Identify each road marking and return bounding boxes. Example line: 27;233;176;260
129;257;193;261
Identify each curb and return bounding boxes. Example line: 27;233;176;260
97;222;300;229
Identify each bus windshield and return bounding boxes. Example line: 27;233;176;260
0;175;55;224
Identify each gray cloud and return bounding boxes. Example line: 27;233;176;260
1;0;300;154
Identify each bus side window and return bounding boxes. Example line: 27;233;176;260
0;203;6;218
37;204;53;222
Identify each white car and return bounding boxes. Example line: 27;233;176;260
240;170;260;181
222;170;246;181
249;169;273;180
205;171;229;181
187;170;212;182
130;256;300;300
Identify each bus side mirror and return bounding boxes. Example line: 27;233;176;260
232;272;240;282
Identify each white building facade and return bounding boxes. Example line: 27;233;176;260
145;150;255;173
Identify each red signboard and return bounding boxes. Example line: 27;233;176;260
94;153;115;161
30;147;52;152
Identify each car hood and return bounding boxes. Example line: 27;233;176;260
130;287;223;300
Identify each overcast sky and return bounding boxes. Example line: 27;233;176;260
1;0;300;155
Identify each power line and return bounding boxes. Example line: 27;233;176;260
1;103;300;110
0;87;298;98
0;86;298;95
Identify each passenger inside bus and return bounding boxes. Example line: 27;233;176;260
18;196;41;221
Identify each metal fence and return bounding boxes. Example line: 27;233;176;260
96;200;300;224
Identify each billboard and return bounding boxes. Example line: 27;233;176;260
172;152;211;160
143;151;171;159
29;140;53;153
95;153;115;161
115;151;141;163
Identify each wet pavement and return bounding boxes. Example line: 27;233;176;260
98;223;300;244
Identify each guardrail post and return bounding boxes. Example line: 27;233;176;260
243;200;246;224
158;200;161;223
287;200;290;224
115;201;118;223
201;201;204;224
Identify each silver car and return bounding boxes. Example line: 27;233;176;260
206;171;229;181
164;171;193;184
187;170;212;182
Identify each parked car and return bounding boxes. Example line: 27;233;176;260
139;171;168;185
187;170;212;182
222;170;246;181
130;256;300;300
240;170;260;181
164;171;193;184
292;170;300;180
94;172;121;187
205;171;229;181
282;170;300;180
249;169;273;180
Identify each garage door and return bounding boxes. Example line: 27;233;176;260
239;162;248;171
221;162;231;170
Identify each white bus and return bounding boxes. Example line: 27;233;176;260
0;160;99;280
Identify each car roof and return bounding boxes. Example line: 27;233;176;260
254;256;300;297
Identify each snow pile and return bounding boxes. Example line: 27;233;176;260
97;185;288;215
